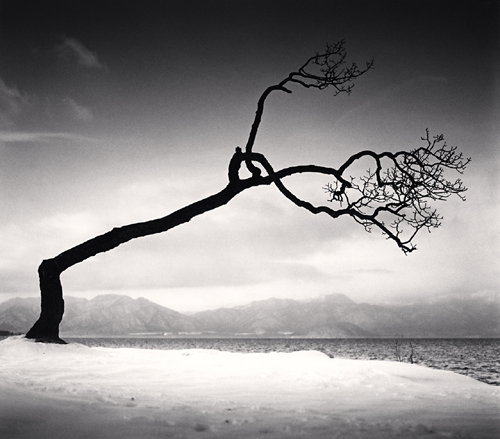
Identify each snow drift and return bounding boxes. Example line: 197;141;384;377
0;336;498;438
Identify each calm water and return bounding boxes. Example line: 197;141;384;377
60;337;500;386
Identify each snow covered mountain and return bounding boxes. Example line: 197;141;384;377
0;292;498;337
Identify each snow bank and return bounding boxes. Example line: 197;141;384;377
0;336;498;438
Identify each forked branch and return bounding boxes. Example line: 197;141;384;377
234;129;469;254
244;40;373;176
320;131;469;252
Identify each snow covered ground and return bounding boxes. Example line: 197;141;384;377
0;336;498;439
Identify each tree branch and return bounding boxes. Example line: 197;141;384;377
244;40;373;175
238;128;469;255
324;131;470;253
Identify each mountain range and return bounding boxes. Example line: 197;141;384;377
0;292;498;338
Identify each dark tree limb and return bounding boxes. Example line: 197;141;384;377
244;41;374;171
322;130;470;252
248;134;468;252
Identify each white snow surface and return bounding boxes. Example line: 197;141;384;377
0;336;498;439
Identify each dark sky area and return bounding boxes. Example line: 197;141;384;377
0;0;498;311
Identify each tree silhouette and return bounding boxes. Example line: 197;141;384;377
26;41;469;343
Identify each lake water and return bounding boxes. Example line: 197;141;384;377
59;337;500;386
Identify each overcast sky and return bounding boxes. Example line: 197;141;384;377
0;0;498;312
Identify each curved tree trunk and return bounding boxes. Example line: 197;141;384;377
25;260;66;343
26;151;269;343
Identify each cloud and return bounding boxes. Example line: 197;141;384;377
64;97;94;122
0;78;31;128
57;37;105;69
0;131;99;144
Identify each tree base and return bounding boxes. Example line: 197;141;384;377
25;259;67;344
25;335;67;344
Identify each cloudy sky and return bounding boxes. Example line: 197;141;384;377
0;0;498;312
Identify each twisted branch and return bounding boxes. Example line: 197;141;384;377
231;127;469;254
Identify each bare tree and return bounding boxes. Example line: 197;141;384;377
26;41;469;343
